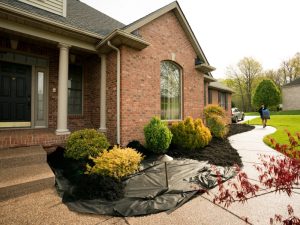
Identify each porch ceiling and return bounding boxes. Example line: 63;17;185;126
0;11;99;53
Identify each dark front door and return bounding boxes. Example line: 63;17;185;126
0;61;31;122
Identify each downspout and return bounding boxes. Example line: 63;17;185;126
107;41;120;145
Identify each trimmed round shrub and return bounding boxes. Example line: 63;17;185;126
86;146;144;180
65;129;110;160
204;105;228;139
206;115;228;139
171;117;212;150
144;117;173;154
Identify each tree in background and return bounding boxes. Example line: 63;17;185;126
238;57;262;111
223;53;299;112
264;69;282;90
225;57;262;111
278;52;300;85
252;79;281;109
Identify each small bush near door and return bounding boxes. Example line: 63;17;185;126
65;129;110;161
171;117;212;150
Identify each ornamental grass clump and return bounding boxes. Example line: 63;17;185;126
144;117;172;154
86;146;144;180
204;105;228;139
171;117;212;150
65;129;110;161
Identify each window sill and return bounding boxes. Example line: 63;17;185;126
68;114;84;119
161;119;183;126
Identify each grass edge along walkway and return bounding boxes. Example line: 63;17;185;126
245;110;300;116
246;114;300;149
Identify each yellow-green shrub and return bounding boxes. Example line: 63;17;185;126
204;104;226;118
86;146;144;180
206;115;228;139
65;129;110;160
171;117;212;150
204;105;228;139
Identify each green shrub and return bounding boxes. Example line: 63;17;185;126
65;129;110;160
252;79;281;108
86;146;144;180
204;104;226;118
144;117;172;154
206;115;228;139
171;117;212;150
204;105;228;139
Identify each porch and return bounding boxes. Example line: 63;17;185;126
0;128;68;149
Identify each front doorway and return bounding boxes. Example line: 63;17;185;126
0;61;32;127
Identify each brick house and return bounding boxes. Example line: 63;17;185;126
208;82;233;123
282;77;300;110
0;0;232;148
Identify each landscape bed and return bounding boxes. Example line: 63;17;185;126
47;123;255;216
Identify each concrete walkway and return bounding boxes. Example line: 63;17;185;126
238;115;259;124
1;126;299;225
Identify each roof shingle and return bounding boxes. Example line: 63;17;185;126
0;0;125;36
208;82;234;93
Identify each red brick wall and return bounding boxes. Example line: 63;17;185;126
119;11;205;146
106;51;118;144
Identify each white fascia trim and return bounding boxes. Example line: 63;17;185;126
96;29;150;49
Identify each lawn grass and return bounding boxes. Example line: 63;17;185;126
247;115;300;149
245;110;300;116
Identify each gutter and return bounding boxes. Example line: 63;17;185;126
107;41;121;145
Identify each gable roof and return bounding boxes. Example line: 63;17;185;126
123;1;212;69
0;0;124;37
282;77;300;87
208;82;234;93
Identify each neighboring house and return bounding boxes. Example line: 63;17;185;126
208;82;234;122
0;0;232;147
282;78;300;110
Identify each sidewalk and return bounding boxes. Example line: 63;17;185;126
1;126;299;225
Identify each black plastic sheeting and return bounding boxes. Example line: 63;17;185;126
54;158;235;216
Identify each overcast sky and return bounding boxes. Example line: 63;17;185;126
82;0;300;79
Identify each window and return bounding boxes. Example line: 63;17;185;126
218;92;228;110
68;65;83;115
208;89;212;104
160;61;182;120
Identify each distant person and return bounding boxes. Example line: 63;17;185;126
258;104;270;128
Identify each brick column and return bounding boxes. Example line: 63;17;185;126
99;54;107;132
56;43;70;135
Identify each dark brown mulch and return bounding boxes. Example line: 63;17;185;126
167;124;255;167
227;123;255;137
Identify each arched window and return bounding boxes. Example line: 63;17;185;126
160;61;182;120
